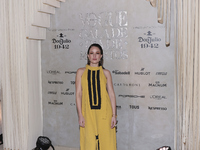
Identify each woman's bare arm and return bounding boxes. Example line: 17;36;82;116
104;69;117;128
75;68;85;127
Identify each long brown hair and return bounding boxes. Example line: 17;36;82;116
87;43;104;67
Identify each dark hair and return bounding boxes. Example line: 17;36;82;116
87;43;104;67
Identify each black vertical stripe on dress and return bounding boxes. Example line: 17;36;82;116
88;70;93;109
96;135;100;150
92;71;97;105
87;69;101;109
96;70;101;108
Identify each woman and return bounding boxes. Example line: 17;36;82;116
75;43;117;150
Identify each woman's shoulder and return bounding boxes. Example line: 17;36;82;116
77;67;86;72
103;68;111;77
77;67;86;71
76;67;86;76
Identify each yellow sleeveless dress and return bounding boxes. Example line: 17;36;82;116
80;65;116;150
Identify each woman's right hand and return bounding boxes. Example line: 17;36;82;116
79;115;85;128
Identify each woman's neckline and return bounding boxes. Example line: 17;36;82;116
86;64;102;70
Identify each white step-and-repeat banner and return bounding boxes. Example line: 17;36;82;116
41;0;174;149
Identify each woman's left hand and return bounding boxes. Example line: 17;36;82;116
111;116;117;128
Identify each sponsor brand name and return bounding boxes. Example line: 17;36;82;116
48;91;57;95
149;81;167;87
119;95;145;98
156;72;167;75
46;70;61;75
148;106;167;110
48;81;64;84
150;95;167;100
129;105;139;109
114;83;140;87
48;100;63;105
52;39;71;45
65;71;77;74
112;70;130;75
138;37;161;44
135;72;150;75
61;92;74;95
70;103;76;106
116;105;122;109
135;68;150;75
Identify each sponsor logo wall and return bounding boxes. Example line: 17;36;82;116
41;0;174;149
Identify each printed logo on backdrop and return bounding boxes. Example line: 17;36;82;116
129;105;139;110
46;70;61;75
48;80;64;84
48;91;57;95
135;68;150;75
70;81;75;85
48;100;63;105
79;11;128;60
112;70;130;75
118;95;145;98
133;25;165;30
156;72;167;75
138;31;161;49
61;88;74;95
116;105;122;110
148;106;167;111
148;81;167;87
70;103;76;106
65;71;77;74
114;83;140;87
52;33;71;50
150;95;167;100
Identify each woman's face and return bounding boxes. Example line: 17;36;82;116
88;46;102;65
